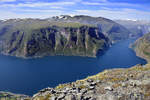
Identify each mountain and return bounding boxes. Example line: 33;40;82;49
131;33;150;61
0;16;131;58
0;19;109;58
0;16;133;58
115;20;150;38
50;15;130;42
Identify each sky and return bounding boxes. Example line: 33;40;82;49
0;0;150;20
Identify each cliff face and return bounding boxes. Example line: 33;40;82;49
51;15;130;42
0;19;109;58
131;33;150;61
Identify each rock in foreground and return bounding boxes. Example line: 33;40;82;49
32;63;150;100
0;92;30;100
1;64;150;100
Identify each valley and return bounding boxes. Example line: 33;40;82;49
0;15;149;100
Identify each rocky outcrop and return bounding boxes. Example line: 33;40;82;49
1;64;150;100
131;33;150;61
0;20;109;58
0;92;30;100
32;64;150;100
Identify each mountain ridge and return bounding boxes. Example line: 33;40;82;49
50;15;130;42
0;15;131;58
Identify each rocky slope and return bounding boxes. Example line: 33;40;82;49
115;20;150;38
0;19;109;58
32;64;150;100
2;64;150;100
0;92;30;100
51;15;130;42
131;33;150;61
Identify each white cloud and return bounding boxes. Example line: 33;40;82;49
0;9;63;19
75;8;150;20
81;2;100;5
0;8;150;21
1;1;75;7
0;0;16;2
81;1;146;8
0;0;149;20
18;9;63;13
50;6;64;9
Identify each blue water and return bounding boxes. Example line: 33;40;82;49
0;39;147;95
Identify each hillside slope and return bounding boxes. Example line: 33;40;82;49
0;15;131;58
32;64;150;100
131;33;150;61
0;19;109;58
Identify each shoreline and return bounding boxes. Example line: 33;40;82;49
0;39;148;100
0;58;148;100
0;52;98;60
32;63;150;100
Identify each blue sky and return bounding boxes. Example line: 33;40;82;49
0;0;150;20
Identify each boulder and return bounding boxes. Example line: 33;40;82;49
51;96;57;100
87;79;93;83
104;86;113;91
65;95;76;100
96;92;117;100
58;94;65;100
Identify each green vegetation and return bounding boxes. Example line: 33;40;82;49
0;19;109;58
131;33;150;61
0;16;132;58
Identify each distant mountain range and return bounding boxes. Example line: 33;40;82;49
115;20;150;38
118;19;150;61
